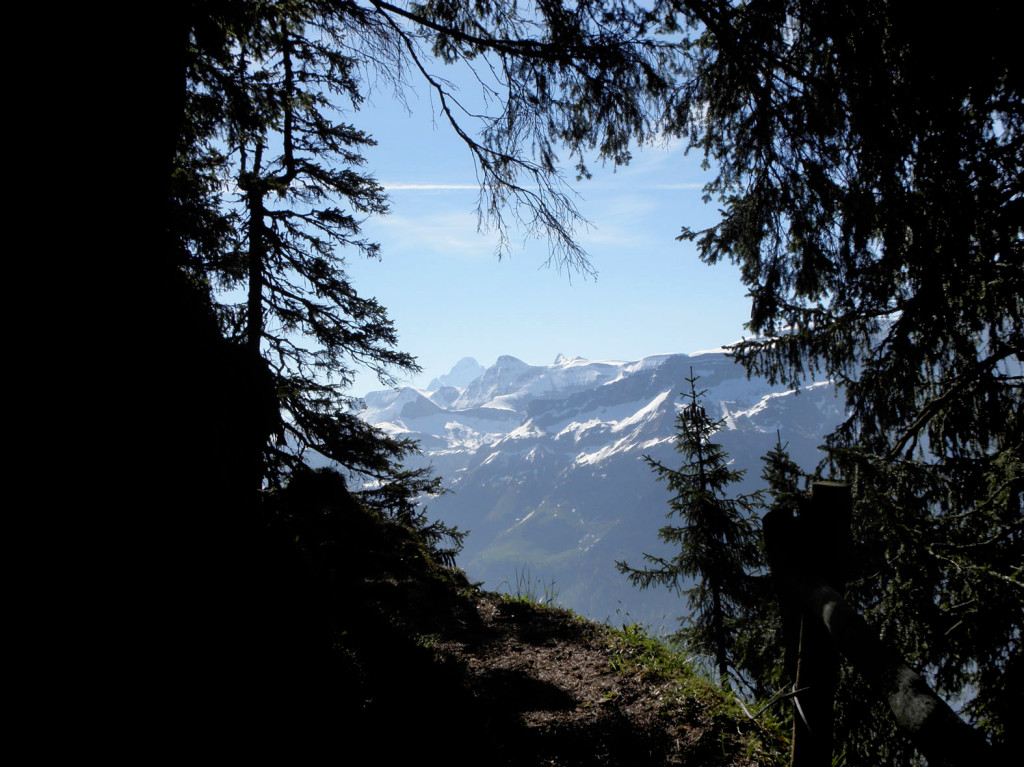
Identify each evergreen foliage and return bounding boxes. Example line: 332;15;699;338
168;0;684;550
178;1;427;487
586;2;1021;757
164;3;1020;757
760;435;806;519
616;371;762;686
653;2;1023;757
169;0;685;487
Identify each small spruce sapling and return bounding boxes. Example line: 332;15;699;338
617;370;763;687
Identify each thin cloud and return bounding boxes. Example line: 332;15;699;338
382;181;705;191
382;183;479;190
370;211;501;260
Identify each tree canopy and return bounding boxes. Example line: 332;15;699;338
410;0;1019;756
178;1;428;488
661;3;1022;758
162;1;1020;758
171;0;682;488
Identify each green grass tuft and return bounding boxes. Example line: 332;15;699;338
497;565;561;607
604;622;791;766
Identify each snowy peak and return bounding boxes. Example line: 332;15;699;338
452;354;652;411
428;385;462;409
553;353;586;366
453;356;544;409
361;350;844;466
363;386;441;429
426;357;485;391
356;348;849;629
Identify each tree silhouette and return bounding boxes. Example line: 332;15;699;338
172;0;686;488
732;434;808;699
617;371;762;685
658;3;1022;756
161;3;1020;757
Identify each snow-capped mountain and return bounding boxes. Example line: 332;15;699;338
426;357;486;390
359;349;847;630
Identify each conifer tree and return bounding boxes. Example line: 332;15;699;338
655;3;1022;755
760;435;805;518
172;0;681;490
617;371;762;684
163;2;1020;757
179;2;426;487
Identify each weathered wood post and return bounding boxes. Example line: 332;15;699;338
764;481;852;767
792;482;851;767
764;482;995;766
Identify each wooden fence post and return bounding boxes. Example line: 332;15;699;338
791;482;851;767
765;482;852;767
764;482;994;766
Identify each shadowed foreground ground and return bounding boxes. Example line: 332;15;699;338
152;474;788;764
306;499;789;766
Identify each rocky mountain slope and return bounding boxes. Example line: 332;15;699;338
359;350;847;629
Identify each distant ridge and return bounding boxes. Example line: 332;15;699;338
360;350;846;629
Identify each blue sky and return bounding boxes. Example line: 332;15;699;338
344;74;753;395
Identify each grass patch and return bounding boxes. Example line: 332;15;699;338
607;622;692;682
497;565;561;607
604;622;791;766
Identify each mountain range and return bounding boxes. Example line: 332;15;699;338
359;349;848;631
